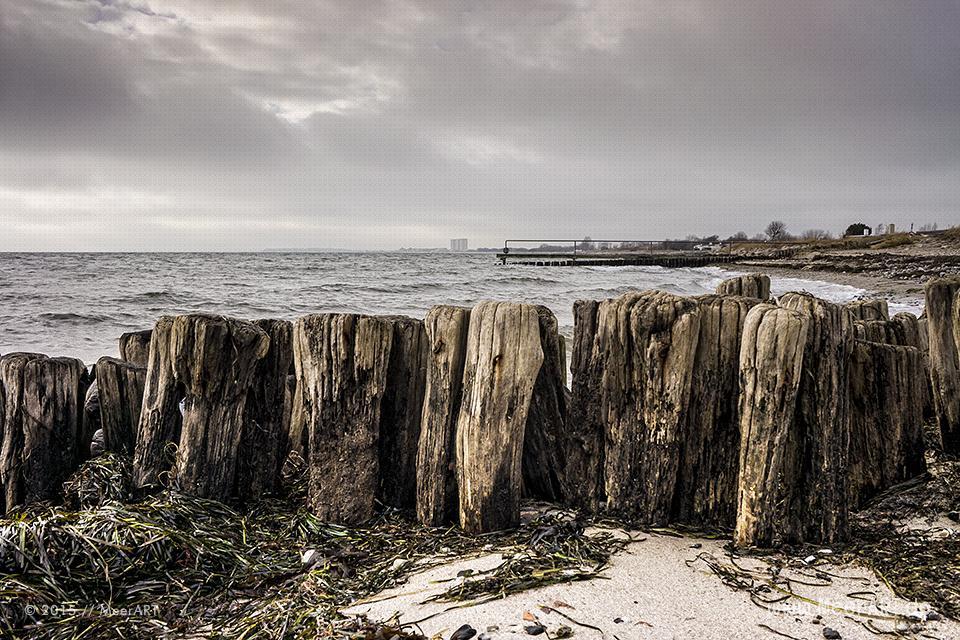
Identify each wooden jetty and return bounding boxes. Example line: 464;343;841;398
495;239;783;267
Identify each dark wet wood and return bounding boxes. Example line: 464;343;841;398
565;299;603;511
96;356;146;456
378;316;428;510
522;305;568;502
235;319;294;500
598;291;700;523
0;353;88;512
416;306;470;526
848;340;926;508
457;302;543;534
925;277;960;455
674;295;760;528
295;314;393;524
845;299;889;321
133;314;269;500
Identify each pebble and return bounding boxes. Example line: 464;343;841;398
927;611;943;621
524;624;546;636
450;624;477;640
555;625;573;638
689;543;702;549
822;627;841;639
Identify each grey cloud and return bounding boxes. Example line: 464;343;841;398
0;0;957;251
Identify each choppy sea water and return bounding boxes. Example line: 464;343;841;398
0;252;923;366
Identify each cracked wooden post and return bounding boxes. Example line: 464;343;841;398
457;302;543;534
853;313;923;348
845;299;889;321
599;291;700;523
778;292;854;544
416;306;470;526
734;305;808;547
925;276;960;455
0;353;88;513
96;356;146;456
235;319;294;500
716;274;770;300
119;330;152;366
378;316;428;510
674;294;760;528
133;314;269;500
295;314;393;524
565;299;603;511
522;305;568;502
848;340;926;508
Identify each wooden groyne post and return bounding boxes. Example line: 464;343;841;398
925;276;960;454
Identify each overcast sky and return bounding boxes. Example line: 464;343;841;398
1;1;958;250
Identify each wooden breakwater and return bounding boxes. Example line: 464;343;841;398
1;272;957;548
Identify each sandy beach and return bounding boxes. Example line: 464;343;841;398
346;526;958;640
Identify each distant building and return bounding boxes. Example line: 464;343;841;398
450;238;468;251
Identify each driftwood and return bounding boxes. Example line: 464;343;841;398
598;291;700;522
522;306;567;502
566;299;603;511
378;316;428;510
456;302;543;534
734;305;808;547
0;353;87;513
674;295;760;528
416;305;470;526
925;277;960;454
848;340;926;507
716;274;770;300
96;356;146;456
295;314;393;524
235;319;294;500
119;330;152;366
779;292;854;544
845;299;890;321
133;315;269;500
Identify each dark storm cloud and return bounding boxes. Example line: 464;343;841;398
1;0;957;250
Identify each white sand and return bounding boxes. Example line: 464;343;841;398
344;530;958;640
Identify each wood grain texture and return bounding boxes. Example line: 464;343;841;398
119;330;153;366
566;299;603;511
416;305;470;526
96;356;146;456
925;277;960;454
295;313;393;524
456;302;543;534
715;274;771;300
734;305;808;547
845;299;890;321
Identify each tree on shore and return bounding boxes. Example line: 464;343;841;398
801;229;833;241
765;221;789;241
844;223;871;237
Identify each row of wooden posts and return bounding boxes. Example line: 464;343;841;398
2;274;960;547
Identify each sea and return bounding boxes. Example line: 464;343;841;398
0;252;924;366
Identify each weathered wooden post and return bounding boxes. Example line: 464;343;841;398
599;291;700;523
674;295;759;527
848;340;926;507
295;314;393;524
0;353;88;513
522;306;568;502
778;292;854;544
845;299;889;321
119;330;152;366
456;302;543;534
96;356;146;456
133;314;269;500
853;313;923;348
716;274;771;300
734;305;808;547
378;316;428;510
416;306;470;526
234;319;294;500
925;276;960;454
566;299;603;511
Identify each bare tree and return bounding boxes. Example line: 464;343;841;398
801;229;832;241
765;221;788;241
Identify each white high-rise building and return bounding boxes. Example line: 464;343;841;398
450;238;468;251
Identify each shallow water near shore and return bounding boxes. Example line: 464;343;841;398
0;252;923;365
